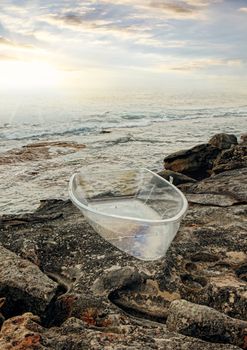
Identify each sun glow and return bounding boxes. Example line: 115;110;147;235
0;60;61;89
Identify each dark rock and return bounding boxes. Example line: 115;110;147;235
0;212;62;229
209;133;238;150
100;129;111;134
166;299;247;347
185;193;239;207
0;245;58;318
241;133;247;144
164;143;220;180
45;316;242;350
0;313;242;349
212;144;247;174
157;170;196;185
187;168;247;204
0;163;246;348
0;298;5;327
92;266;146;296
163;133;241;180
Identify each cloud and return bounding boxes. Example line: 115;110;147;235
239;7;247;13
0;0;246;85
158;58;246;72
0;53;17;61
0;36;15;46
0;36;35;49
149;1;195;14
99;0;218;19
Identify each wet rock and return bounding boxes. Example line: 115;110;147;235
0;145;51;165
157;170;196;185
209;133;238;150
166;299;247;348
0;141;85;165
0;211;62;229
25;141;86;149
100;129;112;134
164;143;220;180
0;245;58;317
212;144;247;174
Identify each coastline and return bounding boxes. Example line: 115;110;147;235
0;133;246;348
1;115;247;215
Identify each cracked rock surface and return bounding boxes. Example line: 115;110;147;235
0;135;246;349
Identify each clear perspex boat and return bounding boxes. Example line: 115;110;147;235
69;168;188;261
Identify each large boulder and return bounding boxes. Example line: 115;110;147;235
0;245;58;318
164;143;220;180
164;133;240;180
212;144;247;174
209;133;238;150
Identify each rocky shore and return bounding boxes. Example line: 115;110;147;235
0;133;246;349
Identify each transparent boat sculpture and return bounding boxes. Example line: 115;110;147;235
69;168;188;261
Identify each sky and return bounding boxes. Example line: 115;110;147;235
0;0;247;94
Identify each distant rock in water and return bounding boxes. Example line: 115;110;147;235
100;129;111;134
0;141;86;165
164;133;240;180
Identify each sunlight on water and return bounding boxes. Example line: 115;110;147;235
0;90;246;215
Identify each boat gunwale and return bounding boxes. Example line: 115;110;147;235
68;168;188;224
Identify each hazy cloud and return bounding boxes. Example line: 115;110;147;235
0;36;35;49
0;0;246;81
158;58;246;72
0;37;15;46
239;7;247;13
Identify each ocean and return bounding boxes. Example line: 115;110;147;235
0;89;247;214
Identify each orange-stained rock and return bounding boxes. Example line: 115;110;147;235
0;313;44;350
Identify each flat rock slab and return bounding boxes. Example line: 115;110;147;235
0;245;58;317
187;168;247;203
167;299;247;347
185;193;239;207
0;141;86;165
